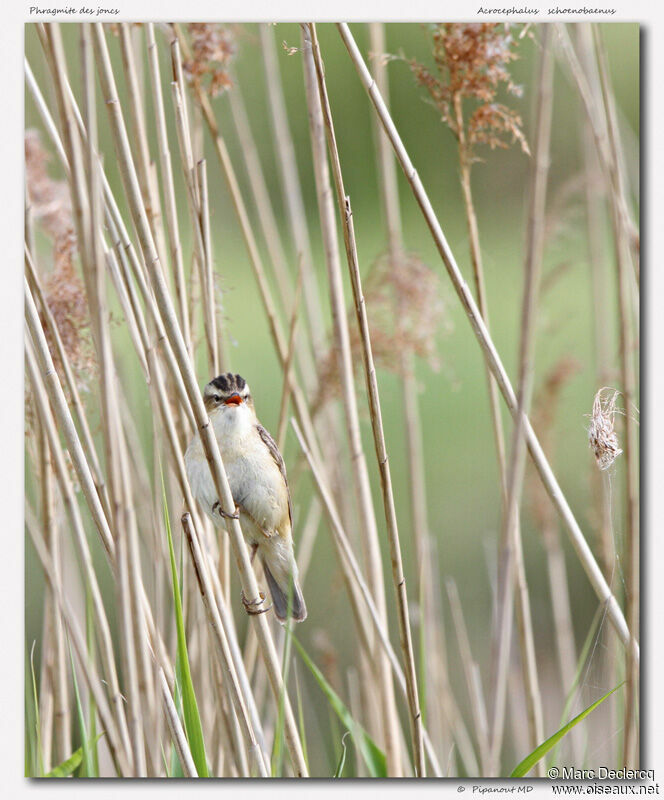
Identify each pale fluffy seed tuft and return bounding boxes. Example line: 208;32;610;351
588;388;623;471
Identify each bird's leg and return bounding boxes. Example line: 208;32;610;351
212;500;240;520
241;545;266;613
241;590;271;616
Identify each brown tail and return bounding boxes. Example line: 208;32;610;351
262;562;307;623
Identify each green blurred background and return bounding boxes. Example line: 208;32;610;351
25;22;639;773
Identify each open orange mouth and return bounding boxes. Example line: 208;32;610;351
224;394;243;406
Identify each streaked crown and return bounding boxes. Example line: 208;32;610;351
204;372;252;409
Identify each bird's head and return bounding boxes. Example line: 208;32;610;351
203;373;254;416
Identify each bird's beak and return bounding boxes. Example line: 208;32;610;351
224;394;243;406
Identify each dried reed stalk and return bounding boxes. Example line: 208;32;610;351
368;24;402;256
24;226;70;774
577;23;619;755
182;31;340;612
68;120;194;437
258;22;352;582
104;245;151;380
169;26;326;473
561;21;639;766
36;418;71;765
196;158;225;370
26;517;132;777
454;88;508;502
24;238;111;520
277;262;304;450
591;26;639;281
291;418;443;777
115;503;147;776
555;24;639;286
182;513;269;776
301;23;403;776
27;262;175;762
446;579;491;774
204;553;267;765
307;22;424;775
117;23;170;277
258;23;327;366
25;274;114;556
489;27;553;775
368;21;451;763
31;26;243;776
91;23;307;776
25;55;198;433
293;495;322;585
226;83;293;317
226;79;322;421
30;30;213;765
170;75;218;374
158;667;198;777
36;591;54;773
145;22;192;353
428;548;480;776
25;331;133;763
85;26;154;773
337;23;637;662
576;24;615;570
210;660;247;776
592;26;639;768
528;357;585;762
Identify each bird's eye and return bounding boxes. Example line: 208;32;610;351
214;394;221;402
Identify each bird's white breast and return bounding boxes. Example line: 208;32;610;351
185;404;288;540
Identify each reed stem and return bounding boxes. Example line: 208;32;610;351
489;27;553;775
301;23;404;776
92;23;308;776
337;22;637;661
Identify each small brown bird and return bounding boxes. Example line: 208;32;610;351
184;373;306;622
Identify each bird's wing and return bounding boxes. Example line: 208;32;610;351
256;423;293;528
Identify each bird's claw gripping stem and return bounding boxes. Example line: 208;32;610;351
213;500;240;520
241;590;271;616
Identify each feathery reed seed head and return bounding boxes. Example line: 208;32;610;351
25;130;96;391
43;236;96;391
184;23;237;96
400;23;529;157
25;129;73;241
315;251;449;407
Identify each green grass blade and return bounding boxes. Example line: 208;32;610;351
161;742;173;778
272;618;295;776
510;682;624;777
549;602;604;768
29;641;44;777
84;587;99;776
68;639;94;777
294;665;309;772
161;468;208;777
45;748;83;778
44;734;105;778
327;704;342;774
293;637;387;777
169;660;185;778
25;644;39;777
418;564;427;730
334;731;351;778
